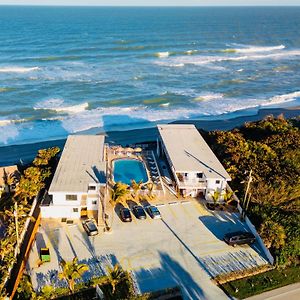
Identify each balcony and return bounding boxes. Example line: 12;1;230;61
176;174;206;189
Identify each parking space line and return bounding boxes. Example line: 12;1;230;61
64;224;75;244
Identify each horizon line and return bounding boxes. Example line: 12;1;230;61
0;4;299;7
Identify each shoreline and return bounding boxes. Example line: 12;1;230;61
0;106;299;166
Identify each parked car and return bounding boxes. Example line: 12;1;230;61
82;219;98;236
147;206;161;219
120;207;132;222
132;205;147;219
224;231;256;246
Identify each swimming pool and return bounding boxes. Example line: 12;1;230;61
113;159;148;185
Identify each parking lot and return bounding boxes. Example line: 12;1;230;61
27;200;269;299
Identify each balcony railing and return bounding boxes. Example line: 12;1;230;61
177;177;206;188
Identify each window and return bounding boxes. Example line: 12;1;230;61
92;200;97;205
197;173;203;178
88;185;96;191
216;180;220;184
73;208;78;212
66;194;77;201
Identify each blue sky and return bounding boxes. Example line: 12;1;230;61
0;0;300;6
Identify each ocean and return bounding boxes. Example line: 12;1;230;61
0;6;300;146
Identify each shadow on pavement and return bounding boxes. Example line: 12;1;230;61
134;252;203;299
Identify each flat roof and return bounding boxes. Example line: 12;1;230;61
49;135;106;193
158;124;231;180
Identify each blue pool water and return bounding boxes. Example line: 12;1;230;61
113;159;148;185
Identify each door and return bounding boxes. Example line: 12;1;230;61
80;207;88;218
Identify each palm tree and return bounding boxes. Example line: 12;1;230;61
209;190;221;208
131;180;143;201
223;189;238;205
110;182;129;205
147;182;155;200
37;285;57;299
58;257;89;294
16;274;37;300
106;264;126;294
33;147;60;167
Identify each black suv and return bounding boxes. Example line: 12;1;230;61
132;205;147;220
120;207;132;222
82;219;98;236
224;231;256;246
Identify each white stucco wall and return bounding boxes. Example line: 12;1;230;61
51;192;84;206
205;178;227;199
40;205;81;219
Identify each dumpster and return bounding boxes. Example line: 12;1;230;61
40;247;50;262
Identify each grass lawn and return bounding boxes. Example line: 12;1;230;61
221;265;300;299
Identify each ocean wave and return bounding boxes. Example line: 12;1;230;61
33;98;89;114
2;90;299;146
0;123;19;144
155;52;170;58
0;66;40;73
0;119;12;126
0;118;26;126
36;55;82;62
143;97;169;105
0;87;16;92
266;91;300;106
193;93;224;102
155;50;300;67
223;44;285;54
113;45;145;51
185;50;198;55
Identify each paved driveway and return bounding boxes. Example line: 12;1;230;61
27;200;268;299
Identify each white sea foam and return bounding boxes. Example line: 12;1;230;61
2;91;299;146
0;121;20;144
163;89;225;101
185;50;198;55
0;66;40;73
34;98;89;113
156;49;300;67
194;93;224;102
159;102;170;107
156;52;170;58
265;91;300;106
0;119;13;126
233;44;285;53
0;118;26;126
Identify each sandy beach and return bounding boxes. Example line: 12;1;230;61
0;106;299;167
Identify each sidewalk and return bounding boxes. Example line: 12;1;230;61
245;282;300;300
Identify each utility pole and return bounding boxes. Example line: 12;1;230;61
242;169;253;220
14;201;20;254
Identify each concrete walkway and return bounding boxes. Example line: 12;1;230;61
245;282;300;300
